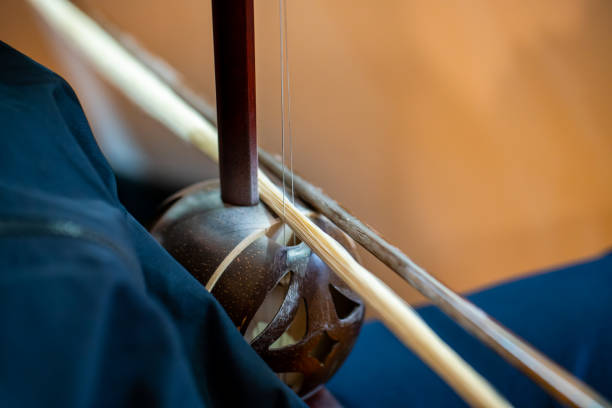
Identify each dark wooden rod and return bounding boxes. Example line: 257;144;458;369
211;0;258;206
258;149;610;408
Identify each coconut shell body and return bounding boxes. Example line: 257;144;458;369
150;180;364;397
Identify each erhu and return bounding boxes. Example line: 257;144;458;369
151;2;364;397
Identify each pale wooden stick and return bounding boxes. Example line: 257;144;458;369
27;0;219;162
28;0;511;406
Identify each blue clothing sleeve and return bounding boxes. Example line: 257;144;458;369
0;40;305;408
329;252;612;407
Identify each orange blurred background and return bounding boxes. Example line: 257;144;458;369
2;0;612;305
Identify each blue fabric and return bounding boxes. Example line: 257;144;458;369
0;41;305;408
329;253;612;407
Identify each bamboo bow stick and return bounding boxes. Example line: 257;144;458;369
27;0;513;406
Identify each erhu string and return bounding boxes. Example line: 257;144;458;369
278;0;296;245
279;0;295;245
282;0;296;246
279;0;287;244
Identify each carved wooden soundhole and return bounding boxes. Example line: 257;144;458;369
329;284;359;320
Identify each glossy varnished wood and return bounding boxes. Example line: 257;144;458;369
211;0;258;205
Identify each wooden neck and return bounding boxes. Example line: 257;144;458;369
211;0;258;206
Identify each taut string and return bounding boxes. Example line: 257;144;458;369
279;0;287;244
282;0;296;245
279;0;296;245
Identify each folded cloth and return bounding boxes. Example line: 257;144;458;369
0;41;305;408
329;252;612;407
